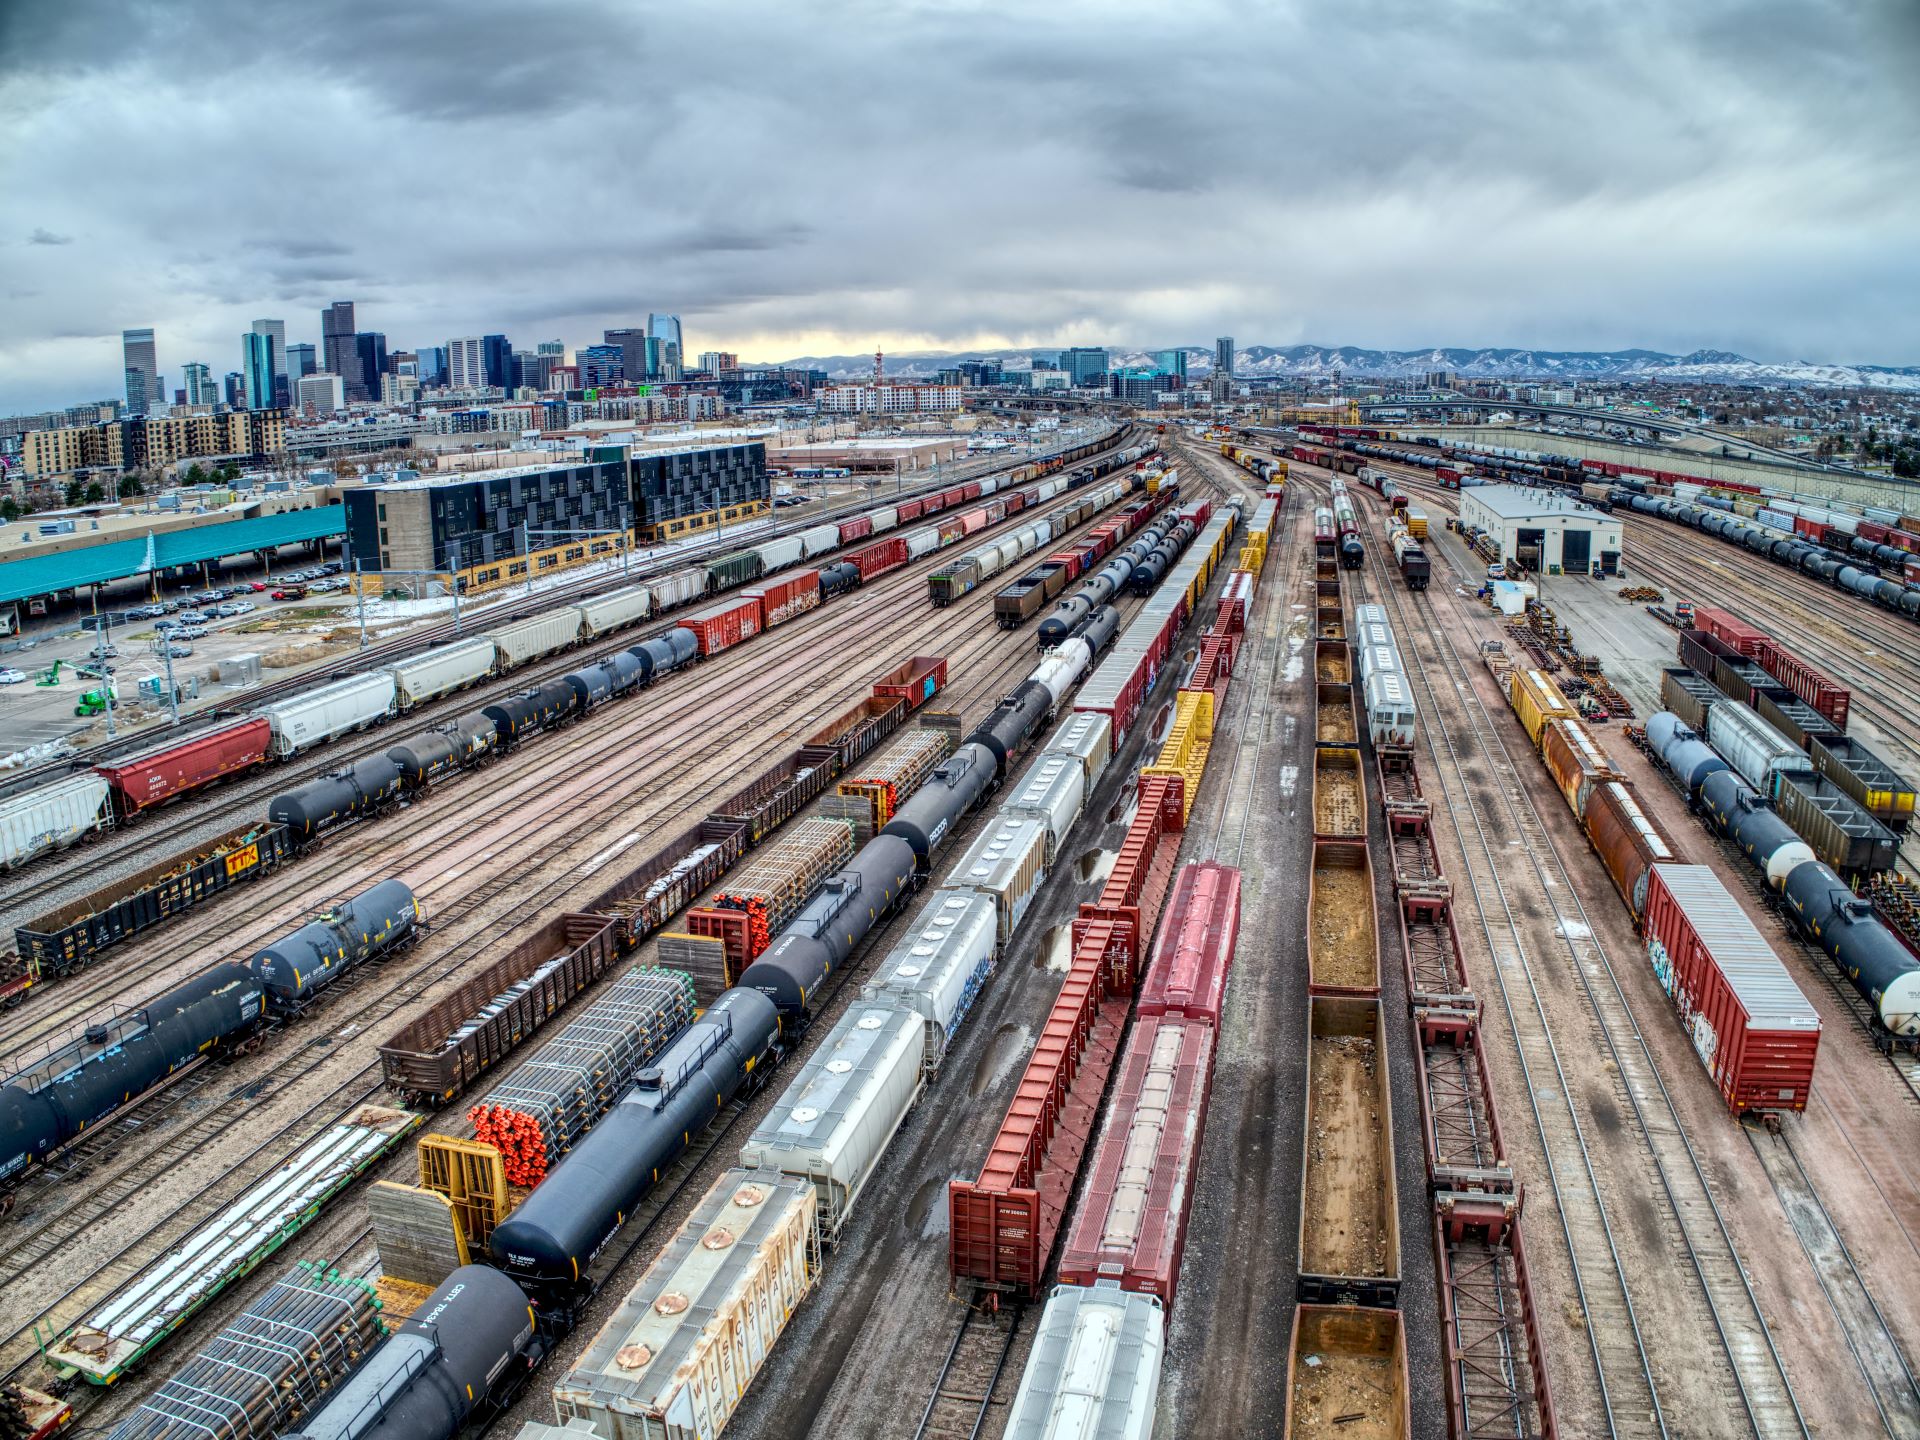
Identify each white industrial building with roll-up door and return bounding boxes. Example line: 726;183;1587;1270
1459;484;1624;577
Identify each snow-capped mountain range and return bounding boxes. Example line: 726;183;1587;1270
771;345;1920;391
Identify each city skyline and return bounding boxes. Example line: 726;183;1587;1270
2;0;1917;412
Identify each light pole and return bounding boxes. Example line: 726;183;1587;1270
154;632;180;726
354;560;368;650
92;614;116;737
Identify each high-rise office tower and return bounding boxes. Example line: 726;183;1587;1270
536;340;566;358
323;301;368;401
251;319;288;404
1214;336;1234;377
416;346;448;385
648;314;683;381
603;328;647;383
242;330;278;410
285;342;317;384
481;335;512;389
355;332;388;395
182;362;217;406
223;372;245;407
1154;349;1189;385
447;337;487;389
123;328;158;415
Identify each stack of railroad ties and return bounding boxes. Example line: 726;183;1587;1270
92;488;1239;1440
1493;630;1830;1116
1636;605;1920;1049
1;427;1155;1003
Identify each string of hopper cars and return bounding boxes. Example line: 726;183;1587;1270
0;437;1158;875
260;495;1246;1440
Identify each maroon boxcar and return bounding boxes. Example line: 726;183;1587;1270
675;595;763;656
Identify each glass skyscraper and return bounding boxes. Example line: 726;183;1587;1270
123;328;158;415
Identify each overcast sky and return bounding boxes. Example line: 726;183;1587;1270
2;0;1916;410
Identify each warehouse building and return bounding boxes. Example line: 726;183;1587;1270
1459;483;1623;577
344;441;768;592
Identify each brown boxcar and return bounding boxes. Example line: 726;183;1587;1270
1584;780;1684;920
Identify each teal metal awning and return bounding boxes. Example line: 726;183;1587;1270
0;504;345;605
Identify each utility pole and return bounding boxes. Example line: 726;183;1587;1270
156;632;180;726
93;615;116;737
355;560;368;650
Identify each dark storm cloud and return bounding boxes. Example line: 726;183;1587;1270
26;229;71;245
0;0;1913;409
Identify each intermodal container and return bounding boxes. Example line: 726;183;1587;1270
1643;864;1820;1113
95;717;272;817
1584;780;1683;920
675;595;762;656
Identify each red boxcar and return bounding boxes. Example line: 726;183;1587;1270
741;568;820;628
848;535;908;581
1753;638;1850;728
1048;550;1085;584
1138;862;1242;1025
676;595;762;656
957;507;991;536
1858;519;1891;545
836;514;873;545
1794;515;1831;544
96;717;272;817
1055;1015;1214;1302
960;481;982;502
1691;604;1765;658
898;495;929;523
1004;491;1027;516
1643;864;1819;1113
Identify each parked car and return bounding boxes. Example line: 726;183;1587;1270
226;600;255;614
271;586;308;601
164;644;193;658
154;618;182;632
125;604;164;621
178;609;211;624
0;668;25;685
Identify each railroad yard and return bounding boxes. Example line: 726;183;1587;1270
7;418;1920;1440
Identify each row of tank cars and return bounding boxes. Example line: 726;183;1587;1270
0;437;1160;871
0;878;420;1190
274;511;1235;1440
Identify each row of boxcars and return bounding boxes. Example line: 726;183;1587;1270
932;473;1145;608
276;524;1205;1440
994;481;1184;629
0;434;1156;871
1499;658;1828;1111
0;879;419;1190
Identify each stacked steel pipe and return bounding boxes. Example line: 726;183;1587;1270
468;967;694;1185
104;1262;386;1440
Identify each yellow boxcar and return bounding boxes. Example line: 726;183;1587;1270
1507;667;1577;749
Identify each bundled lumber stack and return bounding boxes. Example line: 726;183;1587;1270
468;967;694;1185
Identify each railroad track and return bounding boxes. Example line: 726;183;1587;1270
1336;471;1807;1439
0;474;1203;1426
0;432;1132;921
912;1298;1024;1440
0;474;1153;1062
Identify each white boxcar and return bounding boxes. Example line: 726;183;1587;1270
1358;643;1403;687
486;609;582;670
1353;603;1388;628
1004;1285;1164;1440
738;1003;923;1232
754;534;805;572
553;1171;819;1440
798;523;841;559
648;567;706;610
571;585;653;637
949;814;1049;946
904;526;940;559
1043;712;1113;787
868;504;900;533
0;774;112;870
386;636;496;709
862;889;999;1075
259;672;396;756
1003;753;1086;865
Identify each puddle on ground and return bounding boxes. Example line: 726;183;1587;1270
1107;779;1139;826
907;1175;947;1239
1076;848;1115;885
1149;701;1175;747
969;1022;1030;1098
1037;922;1077;972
